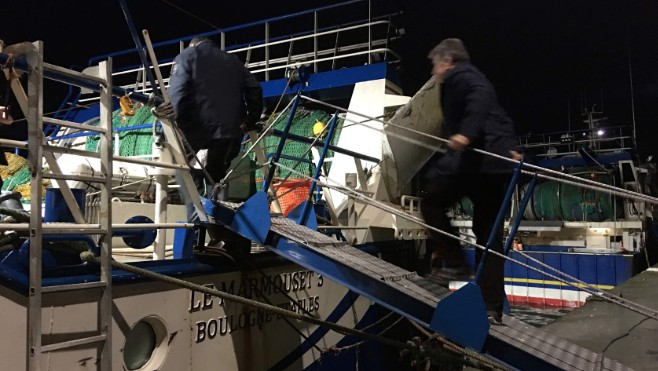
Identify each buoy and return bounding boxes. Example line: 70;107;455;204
120;95;136;116
312;121;326;138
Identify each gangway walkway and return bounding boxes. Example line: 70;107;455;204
212;201;631;371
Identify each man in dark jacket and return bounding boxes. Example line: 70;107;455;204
169;36;263;207
421;38;521;323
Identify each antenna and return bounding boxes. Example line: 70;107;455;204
627;37;637;150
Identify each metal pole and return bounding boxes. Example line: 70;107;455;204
475;161;523;282
503;176;537;255
299;112;339;225
265;22;270;81
118;0;161;97
27;40;44;371
98;59;114;371
314;11;318;73
263;93;301;191
368;0;372;64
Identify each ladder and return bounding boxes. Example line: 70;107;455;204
1;40;207;370
19;41;114;371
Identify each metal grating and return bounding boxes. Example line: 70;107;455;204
217;203;633;370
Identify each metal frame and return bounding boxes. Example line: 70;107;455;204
22;43;114;371
0;40;205;370
71;1;401;106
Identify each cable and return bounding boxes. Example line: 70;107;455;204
298;95;658;206
273;161;658;321
159;0;221;30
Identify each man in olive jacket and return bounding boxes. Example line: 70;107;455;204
422;38;522;323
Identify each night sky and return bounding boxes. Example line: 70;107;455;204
2;0;657;158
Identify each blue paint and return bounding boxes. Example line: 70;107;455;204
270;291;360;371
475;162;522;282
116;215;157;249
303;304;386;371
173;223;195;259
287;201;318;231
295;112;339;227
430;283;489;351
43;188;86;223
231;191;271;245
262;63;390;101
267;235;435;326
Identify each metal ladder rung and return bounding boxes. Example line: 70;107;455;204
0;224;107;234
42;281;107;293
41;334;106;353
43;62;107;87
42;117;107;134
43;228;108;235
43;173;107;183
113;154;189;170
42;145;100;159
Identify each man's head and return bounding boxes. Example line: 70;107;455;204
428;38;470;83
189;37;211;48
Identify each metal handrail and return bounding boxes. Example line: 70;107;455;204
87;0;366;64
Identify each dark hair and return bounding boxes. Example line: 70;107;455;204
189;36;212;47
428;38;470;64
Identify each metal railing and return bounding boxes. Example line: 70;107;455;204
72;0;402;105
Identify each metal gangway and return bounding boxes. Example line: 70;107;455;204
200;89;634;370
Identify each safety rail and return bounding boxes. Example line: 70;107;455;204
520;125;634;158
68;0;402;106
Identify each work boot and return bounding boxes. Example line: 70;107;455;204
487;310;503;325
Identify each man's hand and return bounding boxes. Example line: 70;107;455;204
241;122;267;135
151;101;175;121
448;134;470;151
0;106;13;125
510;150;523;161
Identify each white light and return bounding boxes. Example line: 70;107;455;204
597;129;605;136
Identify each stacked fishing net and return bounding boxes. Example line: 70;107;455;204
0;152;50;200
86;104;156;157
254;108;343;185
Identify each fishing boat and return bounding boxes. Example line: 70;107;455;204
449;109;657;308
0;1;653;370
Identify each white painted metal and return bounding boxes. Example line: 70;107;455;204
0;267;373;370
326;78;409;216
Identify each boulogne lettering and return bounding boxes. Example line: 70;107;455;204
194;296;321;343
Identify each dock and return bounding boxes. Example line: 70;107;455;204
543;264;658;369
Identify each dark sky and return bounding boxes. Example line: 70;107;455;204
2;0;657;157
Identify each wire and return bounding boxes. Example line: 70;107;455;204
158;0;222;30
273;161;658;321
298;95;658;206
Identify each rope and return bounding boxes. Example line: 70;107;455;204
221;76;295;185
0;207;30;223
408;320;508;371
273;161;658;321
224;248;325;354
78;251;426;356
325;314;403;353
298;95;658;206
